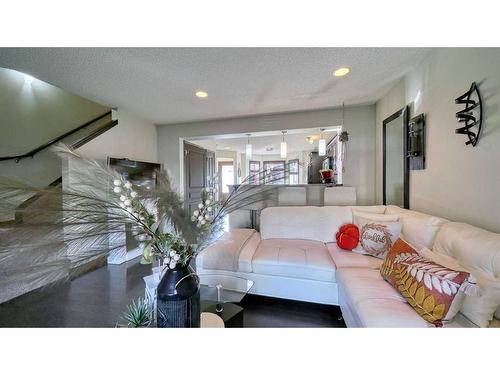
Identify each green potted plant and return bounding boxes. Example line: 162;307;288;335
118;297;151;328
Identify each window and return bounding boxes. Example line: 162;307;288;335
288;159;299;185
263;161;285;184
249;160;261;185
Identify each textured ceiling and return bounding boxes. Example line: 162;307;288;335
0;48;431;124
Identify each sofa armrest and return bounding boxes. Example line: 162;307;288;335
238;232;261;273
195;229;258;272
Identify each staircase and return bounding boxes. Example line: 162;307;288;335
1;111;117;221
0;111;118;303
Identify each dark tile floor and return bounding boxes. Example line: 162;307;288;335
0;258;345;328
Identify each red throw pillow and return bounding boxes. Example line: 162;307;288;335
336;224;359;250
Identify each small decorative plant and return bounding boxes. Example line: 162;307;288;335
339;131;349;143
135;174;221;270
119;297;151;328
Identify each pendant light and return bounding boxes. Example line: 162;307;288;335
245;134;252;159
280;130;287;158
318;128;326;156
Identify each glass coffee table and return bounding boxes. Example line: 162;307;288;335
198;274;254;328
143;272;254;328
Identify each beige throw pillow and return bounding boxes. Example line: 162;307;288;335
353;214;402;259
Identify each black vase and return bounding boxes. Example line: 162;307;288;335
156;264;200;328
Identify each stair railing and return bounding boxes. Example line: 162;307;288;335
0;111;117;163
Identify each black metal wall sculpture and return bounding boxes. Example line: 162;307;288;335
455;82;482;147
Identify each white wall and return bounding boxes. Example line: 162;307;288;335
0;67;158;186
157;105;376;205
375;48;500;233
0;66;157;222
0;67;109;187
79;109;158;163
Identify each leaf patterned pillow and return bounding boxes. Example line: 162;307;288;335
380;239;473;326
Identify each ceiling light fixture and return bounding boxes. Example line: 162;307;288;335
307;136;314;144
245;134;252;159
333;67;350;77
280;131;287;158
318;129;326;156
195;90;208;98
21;73;35;85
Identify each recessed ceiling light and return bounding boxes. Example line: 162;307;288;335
195;90;208;98
333;67;350;77
21;73;35;85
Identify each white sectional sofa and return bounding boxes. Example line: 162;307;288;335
196;205;500;328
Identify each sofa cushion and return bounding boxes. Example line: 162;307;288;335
198;229;257;272
336;268;428;327
432;222;500;279
327;243;382;269
354;212;400;222
337;268;406;304
442;313;479;328
238;232;261;273
260;206;352;243
251;239;336;282
385;205;449;249
430;222;500;327
353;299;430;328
380;239;471;326
349;205;386;214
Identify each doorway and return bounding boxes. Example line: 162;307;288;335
183;141;215;213
218;161;235;201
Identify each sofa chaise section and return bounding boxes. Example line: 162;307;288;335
336;206;500;327
336;268;429;328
